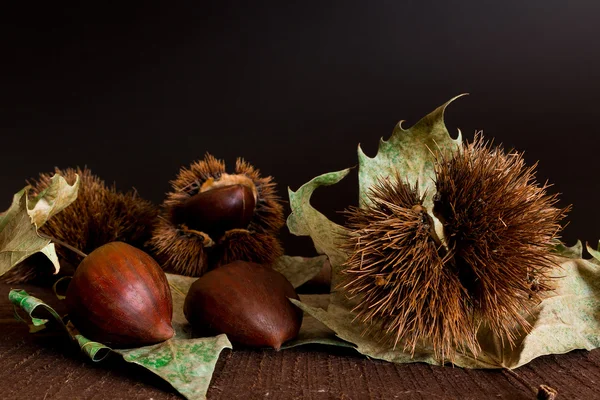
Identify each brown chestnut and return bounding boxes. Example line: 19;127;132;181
171;184;256;239
183;260;302;349
65;242;174;348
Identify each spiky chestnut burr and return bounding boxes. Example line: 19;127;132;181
2;167;158;283
149;153;284;276
342;134;569;359
342;176;477;359
433;134;569;345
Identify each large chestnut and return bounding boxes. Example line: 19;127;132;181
184;260;302;349
171;183;256;239
65;241;174;348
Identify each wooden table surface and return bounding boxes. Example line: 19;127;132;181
2;282;599;400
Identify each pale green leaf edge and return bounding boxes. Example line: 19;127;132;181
357;94;464;209
287;168;352;269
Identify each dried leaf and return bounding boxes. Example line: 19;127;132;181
287;169;351;270
283;294;353;349
9;289;111;360
554;240;583;259
286;96;600;369
358;94;463;210
586;241;600;264
10;287;231;400
28;173;80;228
477;254;600;368
0;174;79;278
289;298;501;368
166;273;196;338
290;252;600;369
287;170;353;305
117;336;231;400
0;191;58;277
272;255;328;289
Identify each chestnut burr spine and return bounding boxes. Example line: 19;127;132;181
341;176;478;359
150;153;285;277
433;134;570;345
341;133;569;360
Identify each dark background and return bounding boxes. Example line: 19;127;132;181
1;2;598;256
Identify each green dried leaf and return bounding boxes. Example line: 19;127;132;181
10;288;232;400
287;169;353;306
9;289;110;358
65;321;112;362
358;95;463;209
117;336;231;400
0;175;79;278
10;289;61;330
287;169;351;269
286;96;600;369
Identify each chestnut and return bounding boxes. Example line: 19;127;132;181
183;260;302;349
65;242;174;348
171;183;256;239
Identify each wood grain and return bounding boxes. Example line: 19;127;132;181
2;282;599;399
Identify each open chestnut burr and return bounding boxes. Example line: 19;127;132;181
150;154;285;277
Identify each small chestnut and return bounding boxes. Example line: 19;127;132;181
171;183;256;239
65;242;174;348
183;260;302;349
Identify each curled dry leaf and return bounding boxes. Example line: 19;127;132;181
0;174;79;280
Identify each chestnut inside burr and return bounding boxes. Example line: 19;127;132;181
172;183;256;239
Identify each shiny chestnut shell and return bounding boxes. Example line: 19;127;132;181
172;184;256;239
184;260;302;349
65;241;174;348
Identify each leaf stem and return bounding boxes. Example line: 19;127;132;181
38;233;88;258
